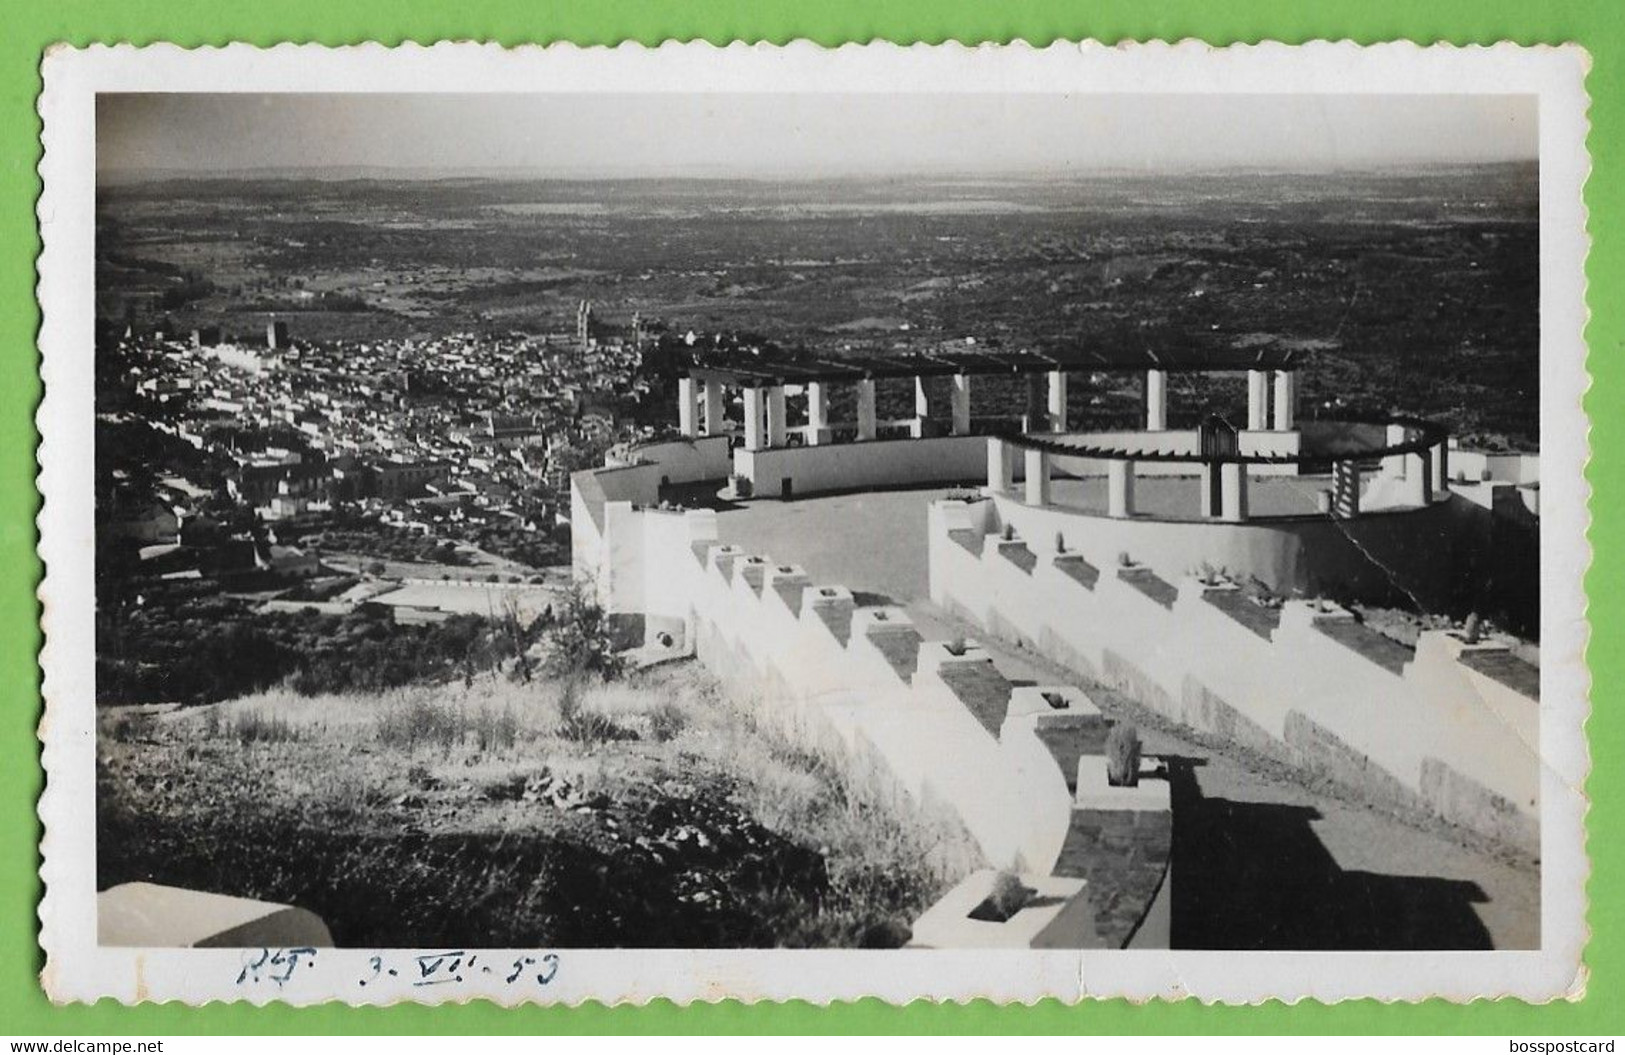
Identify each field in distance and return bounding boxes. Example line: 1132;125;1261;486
97;164;1540;448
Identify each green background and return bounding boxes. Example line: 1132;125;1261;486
3;0;1617;1035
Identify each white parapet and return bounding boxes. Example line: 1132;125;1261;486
99;883;333;948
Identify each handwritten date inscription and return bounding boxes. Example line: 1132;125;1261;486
235;947;562;991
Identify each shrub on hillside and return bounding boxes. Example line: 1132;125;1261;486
375;698;464;751
555;678;638;743
648;699;688;742
472;704;520;752
541;585;625;680
229;708;300;745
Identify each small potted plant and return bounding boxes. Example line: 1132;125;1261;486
1106;723;1142;788
968;869;1035;923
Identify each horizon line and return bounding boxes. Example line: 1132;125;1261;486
97;158;1540;185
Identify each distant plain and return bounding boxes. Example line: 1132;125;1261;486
97;163;1541;447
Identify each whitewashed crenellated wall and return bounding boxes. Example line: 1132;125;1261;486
570;489;1075;873
928;498;1539;852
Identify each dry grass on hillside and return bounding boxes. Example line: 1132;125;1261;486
98;661;983;948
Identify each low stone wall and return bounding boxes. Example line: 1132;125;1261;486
683;541;1070;874
570;435;731;589
929;497;1539;854
990;487;1469;612
734;434;988;498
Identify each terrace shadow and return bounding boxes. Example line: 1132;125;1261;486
1164;755;1492;951
657;479;744;512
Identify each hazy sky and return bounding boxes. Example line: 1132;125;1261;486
98;93;1538;178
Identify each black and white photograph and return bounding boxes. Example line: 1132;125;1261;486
37;42;1590;1004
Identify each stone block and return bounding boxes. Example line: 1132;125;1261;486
99;883;333;948
908;869;1088;949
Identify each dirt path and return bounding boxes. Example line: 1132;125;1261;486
324;550;560;583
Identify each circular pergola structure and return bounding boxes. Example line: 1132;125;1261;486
653;345;1469;610
995;415;1452;523
677;344;1309;447
673;345;1451;523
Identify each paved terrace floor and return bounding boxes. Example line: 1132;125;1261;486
686;482;1538;951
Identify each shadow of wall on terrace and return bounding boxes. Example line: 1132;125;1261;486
1164;757;1493;950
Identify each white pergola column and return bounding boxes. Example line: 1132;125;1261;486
987;437;1013;492
1024;374;1046;433
1332;460;1361;518
1247;370;1270;431
1403;450;1434;506
701;378;725;437
855;379;877;440
766;386;787;448
1199;463;1220;519
951;374;972;435
743;386;767;451
1382;423;1409;479
677;377;698;437
914;375;933;419
1220;462;1249;522
1430;440;1450;494
1272;370;1297;431
1146;369;1168;431
806;382;830;446
1024;449;1051;506
1108;459;1137;518
1046;370;1068;433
